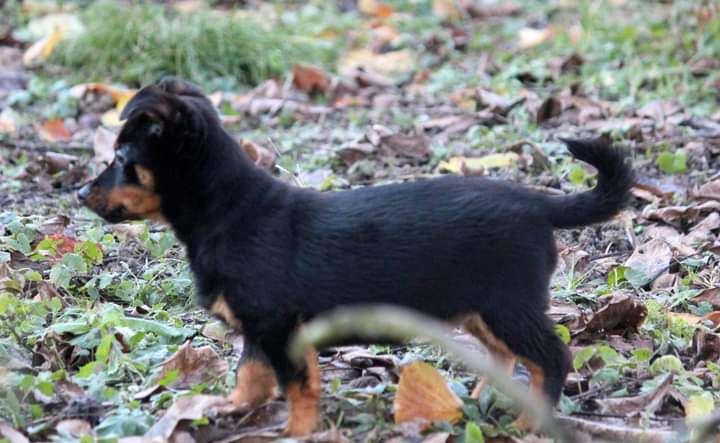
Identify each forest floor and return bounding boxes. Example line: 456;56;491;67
1;0;720;442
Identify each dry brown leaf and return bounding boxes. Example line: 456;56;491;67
22;26;63;66
92;127;117;167
38;214;70;236
0;421;29;443
636;100;683;121
144;395;226;439
37;119;72;143
691;288;720;310
292;64;331;95
379;133;431;161
432;0;461;20
358;0;394;18
693;328;720;363
582;293;647;335
393;361;462;427
55;419;92;437
594;373;672;416
624;239;673;287
517;26;555;49
240;139;277;171
437;153;520;175
694;179;720;201
461;1;522;18
535;96;562;124
339;48;416;78
141;342;228;397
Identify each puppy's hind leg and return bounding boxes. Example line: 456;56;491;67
483;306;571;430
228;338;279;409
463;314;517;399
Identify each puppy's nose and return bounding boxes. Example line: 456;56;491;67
77;184;91;202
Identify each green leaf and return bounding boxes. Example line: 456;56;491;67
632;348;652;363
77;361;99;379
686;392;715;422
158;369;180;387
573;347;596;371
554;324;571;344
116;317;192;338
36;380;54;397
657;150;688;175
96;334;114;364
568;165;587;185
464;421;485;443
25;271;42;281
649;355;683;376
607;266;627;287
76;240;104;265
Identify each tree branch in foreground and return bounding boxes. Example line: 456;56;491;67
288;304;572;442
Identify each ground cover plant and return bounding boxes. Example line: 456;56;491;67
0;0;719;441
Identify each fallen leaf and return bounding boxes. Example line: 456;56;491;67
461;1;522;18
37;119;72;143
556;416;677;442
55;419;92;437
339;48;416;79
393;361;462;427
685;392;715;422
692;328;720;362
694;179;720;201
582;293;647;335
0;107;21;134
624;239;673;287
92;127;117;166
358;0;394;18
535;96;562;124
240;139;277;171
637;100;683;121
432;0;461;20
0;421;29;443
595;373;672;416
144;395;226;439
292;64;331;95
437;153;520;174
137;342;228;399
379;133;431;161
691;288;720;309
518;26;555;49
43;152;78;173
22;26;63;66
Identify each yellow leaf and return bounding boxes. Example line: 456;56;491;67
358;0;394;18
518;26;555;50
23;26;64;66
433;0;461;20
394;361;462;427
437;153;520;174
686;392;715;422
101;109;123;128
338;48;416;78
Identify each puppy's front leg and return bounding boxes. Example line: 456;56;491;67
284;348;321;436
228;339;278;409
264;338;321;437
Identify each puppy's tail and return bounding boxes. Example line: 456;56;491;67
547;137;634;229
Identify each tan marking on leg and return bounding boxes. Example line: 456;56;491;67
209;294;243;331
228;360;278;408
462;313;518;399
284;348;321;437
514;358;546;432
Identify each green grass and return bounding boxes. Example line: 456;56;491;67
50;1;338;88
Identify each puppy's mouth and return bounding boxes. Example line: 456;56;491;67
79;184;163;223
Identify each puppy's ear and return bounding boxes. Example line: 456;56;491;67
120;85;179;135
157;77;206;98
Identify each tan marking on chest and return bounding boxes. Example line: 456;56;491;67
210;294;243;331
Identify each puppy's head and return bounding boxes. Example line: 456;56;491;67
78;78;217;223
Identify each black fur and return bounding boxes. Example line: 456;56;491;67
80;78;634;409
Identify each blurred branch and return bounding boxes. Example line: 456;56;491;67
288;304;572;442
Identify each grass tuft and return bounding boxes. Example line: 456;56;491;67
50;1;336;88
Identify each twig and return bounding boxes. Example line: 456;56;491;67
288;304;573;443
0;139;90;153
266;137;305;188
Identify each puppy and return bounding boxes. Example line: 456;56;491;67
79;78;634;436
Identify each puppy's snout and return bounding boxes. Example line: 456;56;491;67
77;183;92;202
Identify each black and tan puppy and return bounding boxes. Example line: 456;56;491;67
79;78;634;436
